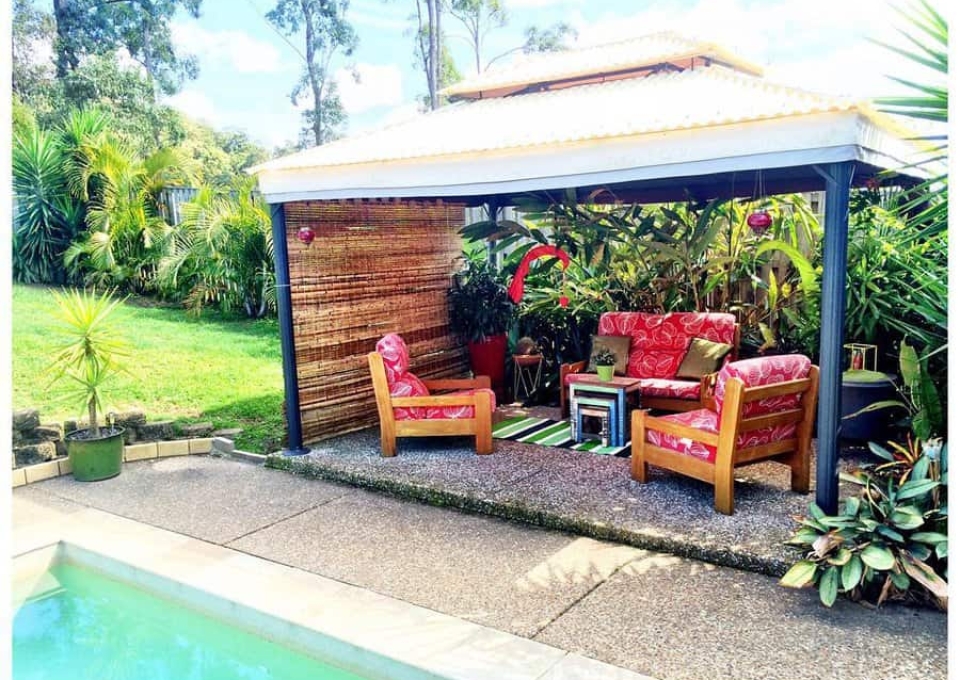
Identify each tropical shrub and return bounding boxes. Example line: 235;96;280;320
780;439;947;610
12;127;84;284
157;179;275;318
449;254;515;342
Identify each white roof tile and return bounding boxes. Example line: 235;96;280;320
254;65;855;173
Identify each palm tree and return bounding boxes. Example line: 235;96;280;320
157;177;275;317
64;139;193;293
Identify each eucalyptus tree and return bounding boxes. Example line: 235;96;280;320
448;0;506;75
268;0;358;147
51;0;201;95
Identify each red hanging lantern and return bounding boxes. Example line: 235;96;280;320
297;226;316;245
747;209;772;234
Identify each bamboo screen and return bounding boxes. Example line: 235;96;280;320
285;199;469;442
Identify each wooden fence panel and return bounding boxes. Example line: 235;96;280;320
285;199;468;442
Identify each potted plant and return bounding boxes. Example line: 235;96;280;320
449;258;515;399
49;289;130;482
591;347;617;382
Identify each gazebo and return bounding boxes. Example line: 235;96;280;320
252;32;927;513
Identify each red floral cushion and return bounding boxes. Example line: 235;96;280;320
390;373;430;420
376;333;410;385
714;355;811;418
638;378;701;400
645;408;798;463
598;312;738;380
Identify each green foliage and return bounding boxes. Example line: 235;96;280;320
12;126;84;284
158;179;275;318
590;347;617;367
449;257;515;342
781;441;947;610
47;289;130;436
52;0;201;93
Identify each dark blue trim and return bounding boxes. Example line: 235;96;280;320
815;162;854;513
270;203;309;456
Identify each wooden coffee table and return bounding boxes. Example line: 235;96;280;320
568;375;642;447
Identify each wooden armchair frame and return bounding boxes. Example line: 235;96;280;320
631;365;819;514
368;351;493;457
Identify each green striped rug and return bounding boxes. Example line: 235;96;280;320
492;416;630;457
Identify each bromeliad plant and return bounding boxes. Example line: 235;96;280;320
780;439;947;610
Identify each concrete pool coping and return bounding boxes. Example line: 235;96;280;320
12;503;652;680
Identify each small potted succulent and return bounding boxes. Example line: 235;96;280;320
592;347;617;382
48;289;130;481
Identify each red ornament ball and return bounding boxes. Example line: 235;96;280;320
297;226;316;245
747;210;772;234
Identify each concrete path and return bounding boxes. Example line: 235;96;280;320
13;455;947;680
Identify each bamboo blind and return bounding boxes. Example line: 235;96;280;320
285;199;469;442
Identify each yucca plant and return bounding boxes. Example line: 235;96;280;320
48;289;130;437
12;127;84;284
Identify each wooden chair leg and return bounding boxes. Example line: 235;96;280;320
714;466;735;515
475;392;493;455
630;409;648;483
381;431;397;457
788;448;811;493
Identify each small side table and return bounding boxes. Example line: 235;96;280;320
569;376;642;447
512;354;543;400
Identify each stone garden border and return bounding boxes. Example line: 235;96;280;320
12;438;216;488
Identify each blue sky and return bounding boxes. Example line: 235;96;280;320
162;0;944;150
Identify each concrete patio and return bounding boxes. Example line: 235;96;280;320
13;452;947;680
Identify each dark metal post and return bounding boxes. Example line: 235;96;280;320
815;161;854;513
270;203;309;455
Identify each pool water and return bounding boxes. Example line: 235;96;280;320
13;562;373;680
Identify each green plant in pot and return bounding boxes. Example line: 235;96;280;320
49;289;130;482
591;347;617;382
449;258;515;398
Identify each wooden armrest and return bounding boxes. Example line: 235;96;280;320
423;377;491;390
643;415;720;447
700;372;718;409
561;360;588;376
391;394;483;407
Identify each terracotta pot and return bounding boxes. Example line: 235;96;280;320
467;334;508;399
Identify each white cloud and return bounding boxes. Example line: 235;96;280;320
567;0;938;99
334;63;403;114
171;21;284;74
164;89;220;126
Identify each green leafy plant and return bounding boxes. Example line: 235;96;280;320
48;289;130;437
591;347;616;367
448;257;515;342
780;440;947;610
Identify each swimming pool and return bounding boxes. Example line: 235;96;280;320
14;561;370;680
10;504;648;680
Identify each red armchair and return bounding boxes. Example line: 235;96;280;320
368;334;496;457
631;355;819;514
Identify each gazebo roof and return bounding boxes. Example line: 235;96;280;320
253;33;926;204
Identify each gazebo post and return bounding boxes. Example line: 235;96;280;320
269;202;309;456
814;161;855;513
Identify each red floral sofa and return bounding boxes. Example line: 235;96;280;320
560;312;740;415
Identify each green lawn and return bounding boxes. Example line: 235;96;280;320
12;284;285;454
